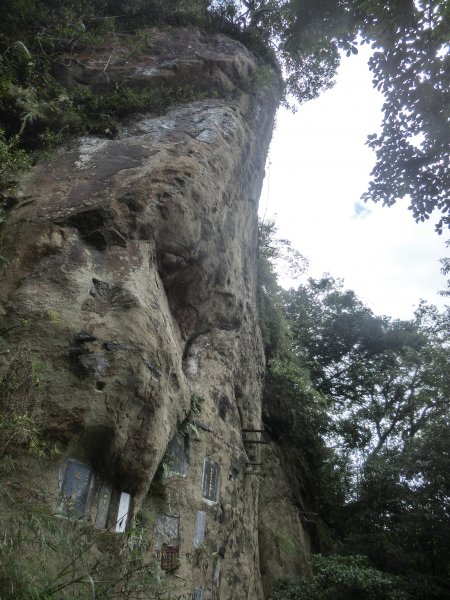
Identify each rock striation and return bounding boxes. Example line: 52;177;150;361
0;26;286;598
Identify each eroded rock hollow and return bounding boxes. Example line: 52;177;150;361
1;27;281;598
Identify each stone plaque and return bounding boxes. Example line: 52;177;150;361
194;510;206;549
95;483;112;529
56;459;92;519
116;492;131;532
211;558;220;600
164;432;188;477
155;514;180;549
192;589;203;600
202;458;220;503
161;544;180;571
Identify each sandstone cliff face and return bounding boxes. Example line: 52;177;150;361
1;27;282;598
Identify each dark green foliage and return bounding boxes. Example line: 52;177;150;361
258;222;450;594
271;554;410;600
0;0;220;192
257;224;347;536
285;278;450;463
279;0;358;103
257;220;308;359
342;416;450;593
440;252;450;297
282;276;450;589
105;0;214;32
359;0;450;233
68;84;209;137
0;127;31;201
263;358;348;526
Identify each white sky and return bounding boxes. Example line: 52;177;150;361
260;45;449;320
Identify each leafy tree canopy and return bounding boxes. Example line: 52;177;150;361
280;274;450;591
360;0;450;234
215;0;449;231
286;277;450;463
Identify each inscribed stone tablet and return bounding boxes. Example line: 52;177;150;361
155;514;180;549
192;589;203;600
161;544;180;571
194;510;206;548
202;458;220;503
211;558;220;600
56;459;92;519
116;492;131;532
164;432;188;477
95;483;112;529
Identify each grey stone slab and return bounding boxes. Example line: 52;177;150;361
194;510;206;548
212;558;220;600
95;483;112;529
155;514;180;549
202;458;220;503
164;432;188;477
56;459;93;519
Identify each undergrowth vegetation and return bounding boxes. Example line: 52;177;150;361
0;335;174;599
0;337;50;460
270;555;409;600
0;501;168;600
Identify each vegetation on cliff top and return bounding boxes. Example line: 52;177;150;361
0;3;214;203
1;0;449;231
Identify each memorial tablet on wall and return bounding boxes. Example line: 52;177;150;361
161;544;180;571
194;510;206;548
95;483;112;529
212;557;220;600
164;432;189;478
116;491;131;533
202;458;220;504
155;514;180;549
56;459;93;519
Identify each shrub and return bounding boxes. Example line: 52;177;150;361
0;128;31;195
0;339;49;461
271;554;410;600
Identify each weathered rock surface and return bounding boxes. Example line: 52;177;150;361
1;27;285;598
259;443;313;596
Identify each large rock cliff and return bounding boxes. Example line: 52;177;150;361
0;25;313;599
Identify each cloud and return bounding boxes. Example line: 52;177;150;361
353;201;372;218
259;49;448;320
